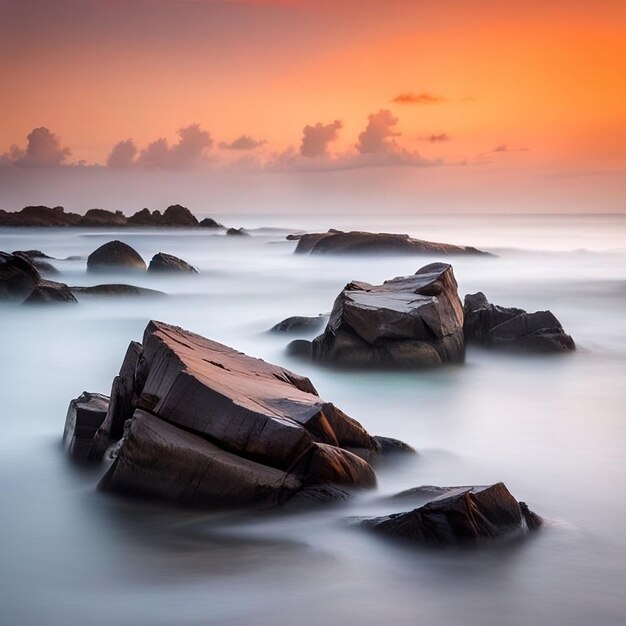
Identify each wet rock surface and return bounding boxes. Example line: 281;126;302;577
364;483;542;546
87;241;146;272
463;292;575;352
23;279;77;304
293;230;490;256
0;251;40;301
270;315;328;334
65;321;381;509
311;262;465;367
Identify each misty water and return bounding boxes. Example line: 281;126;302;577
1;213;625;626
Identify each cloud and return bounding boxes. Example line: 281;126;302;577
492;143;528;153
219;135;266;150
3;127;71;166
356;109;401;154
106;139;138;168
300;120;342;157
422;133;450;143
136;123;213;169
392;92;446;105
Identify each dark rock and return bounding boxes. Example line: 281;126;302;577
463;292;575;352
63;392;110;462
127;208;163;226
12;251;58;274
11;249;52;259
293;230;490;256
373;436;416;455
23;279;77;304
87;241;146;272
311;262;465;367
78;208;128;227
161;204;198;227
199;217;224;229
70;284;164;297
270;315;328;334
0;251;40;301
286;339;313;358
68;321;381;509
226;227;248;236
0;205;81;227
147;252;197;273
364;483;542;546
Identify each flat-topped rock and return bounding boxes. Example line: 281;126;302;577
0;205;81;227
79;209;128;227
65;321;381;509
87;241;146;272
147;252;197;273
364;482;542;546
293;230;490;256
23;279;77;304
464;292;575;352
311;262;465;367
70;284;165;298
63;392;110;462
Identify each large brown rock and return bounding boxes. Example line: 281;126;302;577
22;279;77;304
311;262;465;367
293;230;490;256
364;483;542;546
87;240;146;272
463;292;575;352
0;251;40;301
147;252;197;273
65;321;381;509
63;392;110;462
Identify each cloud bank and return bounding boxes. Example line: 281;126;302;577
300;120;343;157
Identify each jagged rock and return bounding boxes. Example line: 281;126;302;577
147;252;197;273
63;392;110;462
463;292;575;352
270;315;328;334
23;279;77;304
199;217;224;228
226;227;248;236
78;209;128;227
311;262;465;367
0;252;40;301
87;241;146;272
364;483;542;546
65;321;381;509
127;208;163;226
70;284;164;297
161;204;198;227
293;230;490;255
0;205;81;227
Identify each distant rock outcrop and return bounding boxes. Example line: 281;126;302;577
64;321;382;509
463;292;575;352
311;262;465;367
292;230;490;256
79;209;127;227
199;217;224;229
226;227;249;236
147;252;197;273
86;241;146;272
364;483;542;546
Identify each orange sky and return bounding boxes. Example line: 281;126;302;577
0;0;625;212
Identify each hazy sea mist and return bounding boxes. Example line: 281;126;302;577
1;213;625;626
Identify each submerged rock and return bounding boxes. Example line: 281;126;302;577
12;251;58;274
87;241;146;272
23;279;77;304
311;262;465;367
364;483;542;546
226;227;248;236
463;292;575;352
70;284;165;298
147;252;197;273
270;315;328;334
199;217;224;229
65;321;381;509
293;230;490;256
0;251;40;301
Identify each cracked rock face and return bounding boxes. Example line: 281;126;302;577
64;321;381;509
311;262;465;367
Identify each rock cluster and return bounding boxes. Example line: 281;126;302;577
463;292;575;352
65;321;383;509
292;230;490;256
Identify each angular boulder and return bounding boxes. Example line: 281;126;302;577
311;262;465;367
23;279;77;304
63;392;110;461
293;230;489;256
65;321;381;509
147;252;197;273
463;292;575;352
0;251;40;301
87;240;146;272
364;483;542;546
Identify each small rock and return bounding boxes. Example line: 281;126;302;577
147;252;197;273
